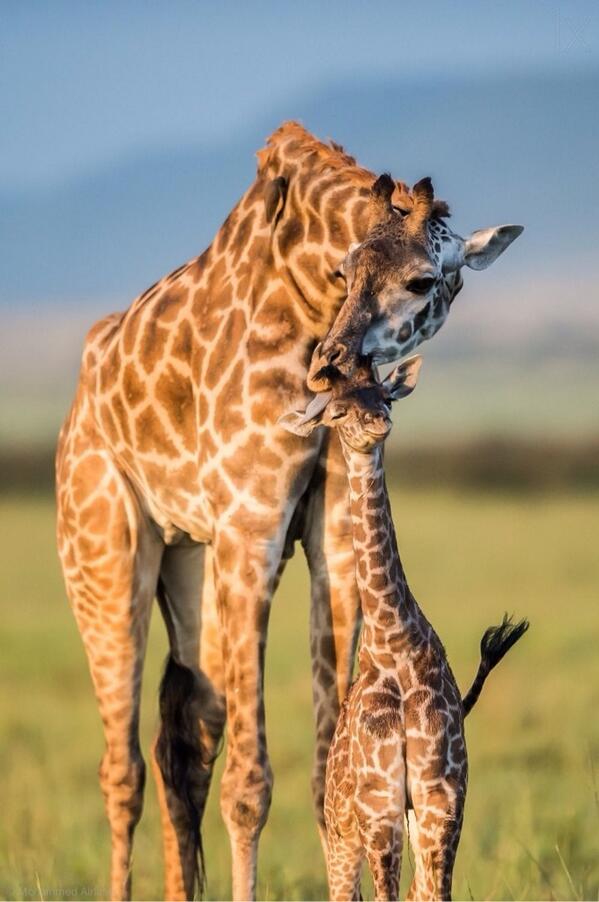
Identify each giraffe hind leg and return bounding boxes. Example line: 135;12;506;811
357;777;404;900
56;446;164;900
405;800;464;901
364;841;401;901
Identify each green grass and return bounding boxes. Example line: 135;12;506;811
1;489;598;900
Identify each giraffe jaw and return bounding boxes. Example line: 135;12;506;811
363;296;449;366
363;310;427;366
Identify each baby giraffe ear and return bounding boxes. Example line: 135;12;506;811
306;342;339;393
278;391;333;437
381;355;423;401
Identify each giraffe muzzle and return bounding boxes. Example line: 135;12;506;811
319;332;368;377
321;341;349;370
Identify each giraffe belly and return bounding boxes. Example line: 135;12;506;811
120;461;215;545
145;494;213;545
150;519;205;547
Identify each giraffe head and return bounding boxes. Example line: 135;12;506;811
316;172;523;377
279;354;422;453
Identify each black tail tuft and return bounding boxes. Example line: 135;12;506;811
155;653;208;897
463;613;529;716
480;614;530;670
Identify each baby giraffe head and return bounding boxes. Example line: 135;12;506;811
279;354;422;453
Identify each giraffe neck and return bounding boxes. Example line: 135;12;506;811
272;175;368;337
342;444;422;668
257;123;375;337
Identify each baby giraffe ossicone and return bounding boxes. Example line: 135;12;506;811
280;357;528;901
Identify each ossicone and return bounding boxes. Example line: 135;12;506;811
368;173;395;228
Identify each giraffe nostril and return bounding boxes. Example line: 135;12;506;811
398;322;413;342
326;343;346;365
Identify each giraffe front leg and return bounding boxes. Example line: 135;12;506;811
303;432;362;852
56;448;163;900
212;524;287;901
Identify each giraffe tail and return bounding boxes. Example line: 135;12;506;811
462;614;529;716
155;651;208;895
154;572;226;899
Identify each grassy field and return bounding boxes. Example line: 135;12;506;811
1;489;598;901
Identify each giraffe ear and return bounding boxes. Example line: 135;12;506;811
264;176;288;227
278;392;332;437
381;355;423;401
462;225;524;270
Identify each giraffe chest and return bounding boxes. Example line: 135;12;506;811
98;339;321;541
87;261;325;540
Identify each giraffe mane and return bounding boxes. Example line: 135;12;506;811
256;120;371;181
256;120;450;219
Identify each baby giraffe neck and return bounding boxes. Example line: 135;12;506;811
342;443;420;665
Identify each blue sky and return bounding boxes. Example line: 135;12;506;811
2;0;598;190
1;2;598;440
1;1;598;326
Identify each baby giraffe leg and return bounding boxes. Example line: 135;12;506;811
405;788;465;901
354;710;405;901
362;823;402;901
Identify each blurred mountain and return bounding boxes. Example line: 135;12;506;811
2;67;598;446
2;67;598;308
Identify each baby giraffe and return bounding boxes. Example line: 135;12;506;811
280;357;528;901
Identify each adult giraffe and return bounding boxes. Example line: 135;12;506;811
55;122;522;901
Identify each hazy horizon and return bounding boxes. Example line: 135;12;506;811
1;2;597;445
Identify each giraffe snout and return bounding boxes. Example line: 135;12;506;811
319;340;356;376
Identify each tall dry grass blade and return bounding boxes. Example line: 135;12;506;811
517;840;557;901
500;873;516;901
588;743;599;818
555;842;580;901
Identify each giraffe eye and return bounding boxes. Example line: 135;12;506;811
406;276;435;295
